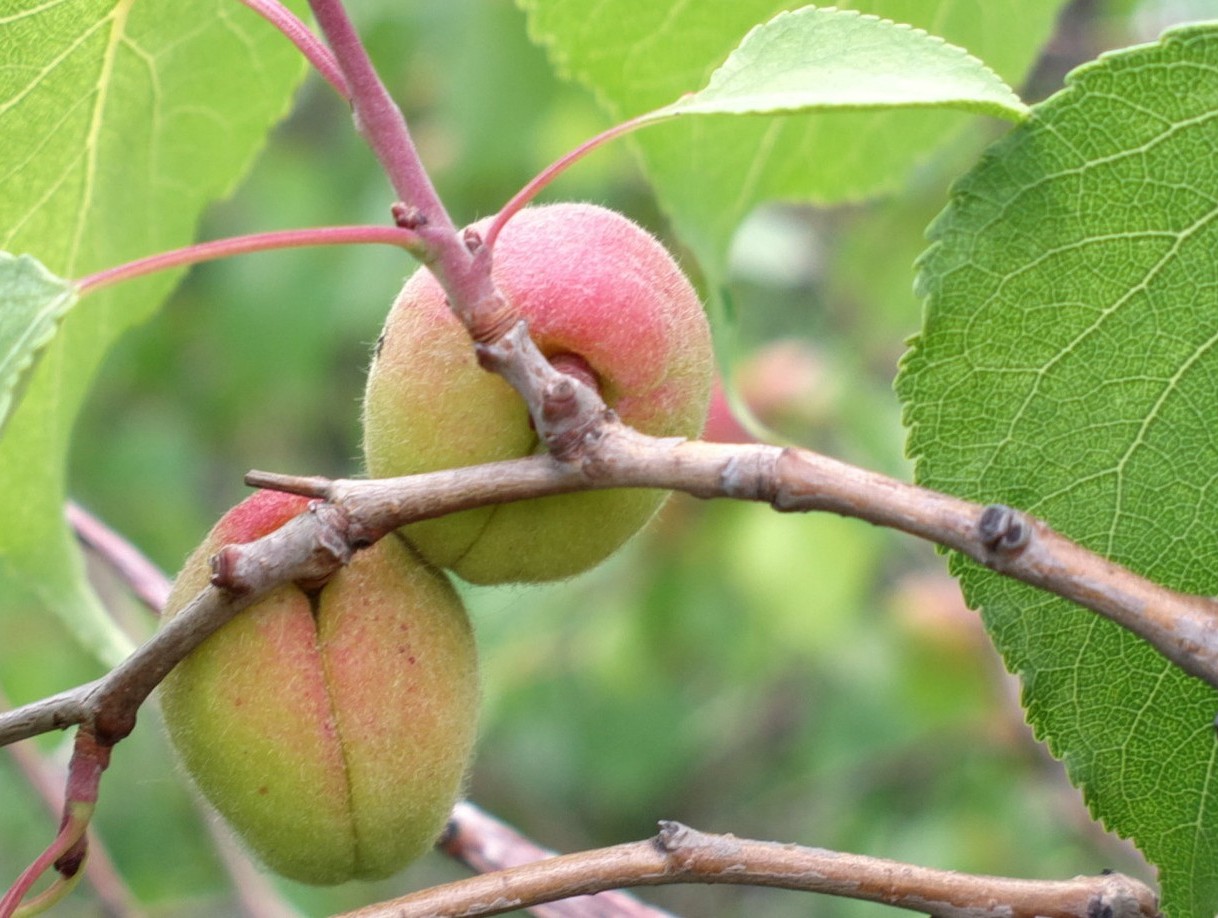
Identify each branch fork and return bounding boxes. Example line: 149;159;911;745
476;321;615;462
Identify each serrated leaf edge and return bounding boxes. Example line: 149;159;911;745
662;6;1027;122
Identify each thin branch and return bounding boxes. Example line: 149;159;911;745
0;683;98;747
7;412;1218;748
305;0;517;343
442;802;676;918
300;427;1218;693
68;502;171;615
337;821;1160;918
236;0;349;98
304;0;450;233
75;225;422;295
483;113;653;250
1;696;139;916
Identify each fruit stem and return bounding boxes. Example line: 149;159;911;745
304;1;512;341
485;108;670;250
0;802;93;918
75;225;423;295
236;0;350;99
305;0;456;238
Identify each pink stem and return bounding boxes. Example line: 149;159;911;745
0;803;91;918
67;502;171;616
305;0;455;235
304;0;517;342
75;225;422;295
0;727;112;916
236;0;350;99
484;111;660;250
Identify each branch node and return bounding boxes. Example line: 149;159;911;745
724;448;782;504
655;820;685;854
1093;874;1161;918
978;503;1031;554
541;375;579;420
211;500;354;596
391;202;427;229
210;546;252;596
469;293;523;347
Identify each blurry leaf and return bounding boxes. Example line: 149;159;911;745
729;507;879;653
649;8;1026;122
520;0;1067;275
0;254;76;435
0;1;308;671
897;23;1218;918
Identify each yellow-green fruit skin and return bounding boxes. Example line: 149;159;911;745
158;491;478;885
362;203;713;584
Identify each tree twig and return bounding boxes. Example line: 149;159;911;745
1;695;140;917
236;0;350;99
68;502;171;615
6;415;1218;749
305;0;521;344
317;425;1218;693
441;801;676;918
305;0;449;233
50;513;306;918
337;821;1160;918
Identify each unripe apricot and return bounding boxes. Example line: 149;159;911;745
158;490;478;884
362;203;713;583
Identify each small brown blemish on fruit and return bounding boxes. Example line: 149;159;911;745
258;786;269;796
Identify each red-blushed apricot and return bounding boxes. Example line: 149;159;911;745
362;203;713;583
158;490;478;884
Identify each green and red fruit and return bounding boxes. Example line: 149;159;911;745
158;490;478;884
362;202;713;583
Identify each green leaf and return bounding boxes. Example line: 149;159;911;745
897;23;1218;918
520;0;1066;273
649;8;1026;122
0;254;77;435
0;1;307;674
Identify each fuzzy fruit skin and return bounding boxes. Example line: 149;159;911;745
158;490;478;885
362;203;713;583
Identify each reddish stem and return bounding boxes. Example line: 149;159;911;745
75;225;422;295
1;730;113;917
68;502;171;615
236;0;350;98
0;803;93;918
484;112;659;250
304;0;511;342
305;0;454;235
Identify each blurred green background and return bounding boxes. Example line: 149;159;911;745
1;1;1182;915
